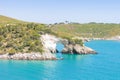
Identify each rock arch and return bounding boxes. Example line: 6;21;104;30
41;34;97;54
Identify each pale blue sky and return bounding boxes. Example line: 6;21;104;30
0;0;120;23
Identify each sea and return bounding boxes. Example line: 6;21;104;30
0;40;120;80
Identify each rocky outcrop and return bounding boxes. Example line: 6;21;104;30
62;44;97;54
0;53;56;60
73;44;97;54
0;34;97;60
0;34;58;60
41;34;59;53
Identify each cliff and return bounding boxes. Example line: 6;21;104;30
0;15;97;60
0;34;58;60
41;34;59;53
0;33;97;60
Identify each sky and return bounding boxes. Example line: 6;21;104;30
0;0;120;24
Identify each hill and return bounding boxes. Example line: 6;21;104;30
1;15;120;55
51;22;120;38
0;15;52;55
0;15;25;24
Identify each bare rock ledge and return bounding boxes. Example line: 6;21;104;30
0;53;56;60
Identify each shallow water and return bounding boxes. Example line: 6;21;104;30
0;40;120;80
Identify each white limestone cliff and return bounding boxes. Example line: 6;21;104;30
41;34;59;53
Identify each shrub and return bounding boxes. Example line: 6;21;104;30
8;48;16;55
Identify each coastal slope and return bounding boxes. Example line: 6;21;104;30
1;15;113;60
51;23;120;39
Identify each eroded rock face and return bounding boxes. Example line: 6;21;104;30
73;44;97;54
41;34;59;53
62;44;74;54
62;44;97;54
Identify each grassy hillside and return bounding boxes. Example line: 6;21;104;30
1;15;120;54
0;15;25;25
0;15;52;55
51;23;120;38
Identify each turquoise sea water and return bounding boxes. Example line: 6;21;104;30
0;40;120;80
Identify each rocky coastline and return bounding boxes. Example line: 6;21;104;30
107;36;120;40
0;34;58;60
0;53;56;60
0;34;98;60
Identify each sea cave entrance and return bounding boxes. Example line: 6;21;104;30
56;42;64;58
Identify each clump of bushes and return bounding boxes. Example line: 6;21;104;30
62;36;83;46
0;23;51;54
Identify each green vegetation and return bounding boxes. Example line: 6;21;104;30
51;22;120;46
51;22;120;38
69;38;83;46
0;15;25;25
1;15;120;54
72;39;83;46
61;36;83;46
0;15;53;54
0;23;45;54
